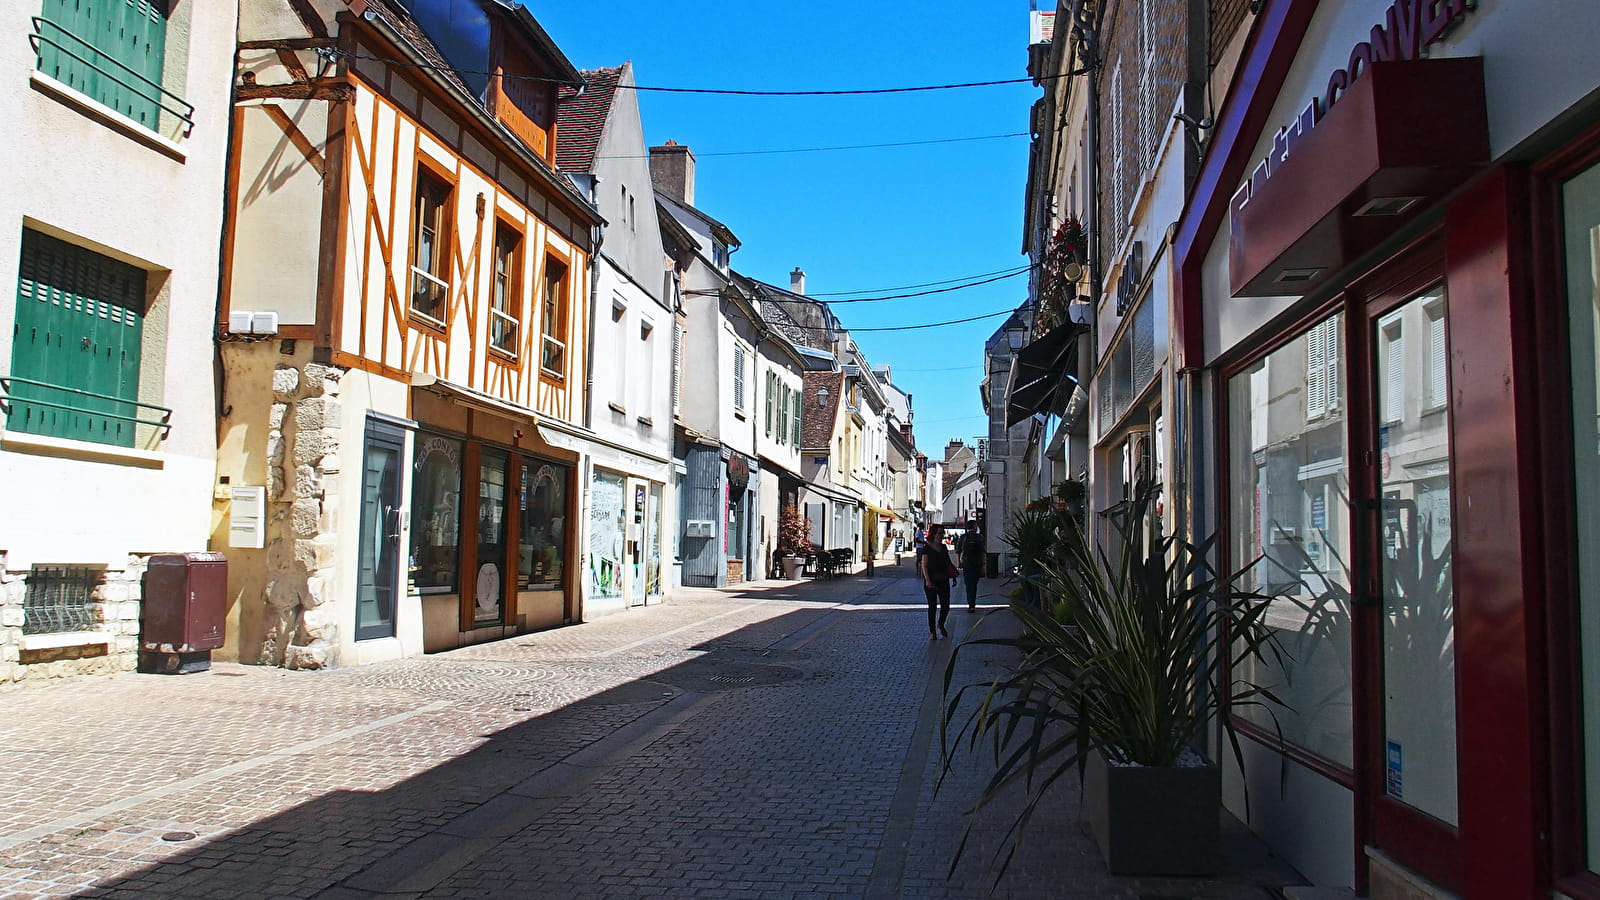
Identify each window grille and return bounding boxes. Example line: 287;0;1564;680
23;566;96;635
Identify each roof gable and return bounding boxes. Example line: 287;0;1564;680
555;65;624;173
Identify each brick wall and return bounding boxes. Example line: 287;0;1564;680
1210;0;1252;66
1096;0;1190;249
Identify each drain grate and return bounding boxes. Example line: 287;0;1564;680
706;673;756;685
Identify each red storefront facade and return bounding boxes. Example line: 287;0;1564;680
1177;1;1600;896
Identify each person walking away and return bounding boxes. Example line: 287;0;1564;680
959;520;987;611
917;524;955;638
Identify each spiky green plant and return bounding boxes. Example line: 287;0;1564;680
940;481;1285;876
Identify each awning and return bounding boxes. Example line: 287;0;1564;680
1004;323;1085;428
863;502;897;519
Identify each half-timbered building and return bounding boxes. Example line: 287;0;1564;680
216;0;600;668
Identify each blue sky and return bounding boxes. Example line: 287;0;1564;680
528;1;1040;451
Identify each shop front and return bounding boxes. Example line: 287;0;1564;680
586;467;666;616
408;387;578;652
1173;1;1600;896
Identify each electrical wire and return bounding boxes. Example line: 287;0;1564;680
807;265;1030;297
326;48;1083;95
597;132;1027;159
686;266;1030;304
788;309;1014;333
820;269;1028;304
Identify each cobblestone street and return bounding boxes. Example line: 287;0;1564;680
0;563;1301;899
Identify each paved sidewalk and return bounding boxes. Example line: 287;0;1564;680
0;562;1303;898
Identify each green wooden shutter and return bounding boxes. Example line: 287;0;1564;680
37;0;167;129
11;230;145;446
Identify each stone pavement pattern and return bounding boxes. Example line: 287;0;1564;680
0;562;1302;898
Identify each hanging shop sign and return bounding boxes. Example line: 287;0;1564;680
727;453;752;494
1231;0;1478;223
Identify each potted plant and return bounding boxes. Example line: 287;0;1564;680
776;504;812;580
942;481;1284;877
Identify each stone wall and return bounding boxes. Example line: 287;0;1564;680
0;554;147;689
259;361;345;670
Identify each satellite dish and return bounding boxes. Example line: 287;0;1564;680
1062;262;1084;281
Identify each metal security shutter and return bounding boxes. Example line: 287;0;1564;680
11;229;145;446
37;0;167;129
681;445;723;586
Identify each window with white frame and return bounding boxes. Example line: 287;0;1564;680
1380;312;1405;424
732;343;746;412
1426;301;1447;410
1305;316;1341;419
490;224;521;355
671;322;682;415
410;166;453;327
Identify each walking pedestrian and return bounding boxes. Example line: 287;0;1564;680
958;519;987;611
917;523;955;638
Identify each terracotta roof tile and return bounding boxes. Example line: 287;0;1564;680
802;371;844;449
556;65;625;173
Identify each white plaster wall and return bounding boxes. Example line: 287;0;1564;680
718;323;756;458
753;353;803;476
1224;739;1357;889
592;260;672;465
230;99;328;326
0;0;236;568
677;269;722;439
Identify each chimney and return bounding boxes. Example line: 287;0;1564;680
790;267;806;295
649;141;695;205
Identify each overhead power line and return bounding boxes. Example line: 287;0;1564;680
687;266;1030;304
598;132;1027;159
326;48;1066;96
795;309;1013;333
808;265;1030;297
820;269;1028;304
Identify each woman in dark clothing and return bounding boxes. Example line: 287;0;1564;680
958;520;988;611
917;523;954;638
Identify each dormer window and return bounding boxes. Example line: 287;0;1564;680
713;241;728;271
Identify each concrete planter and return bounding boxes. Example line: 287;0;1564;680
1082;747;1220;876
781;556;805;580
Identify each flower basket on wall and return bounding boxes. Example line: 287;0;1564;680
1035;217;1088;337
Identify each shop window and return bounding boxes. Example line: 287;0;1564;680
473;449;508;626
540;256;568;377
490;224;521;356
1227;312;1354;767
519;461;567;590
1562;158;1600;871
410;434;461;593
589;470;625;599
410;167;452;327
